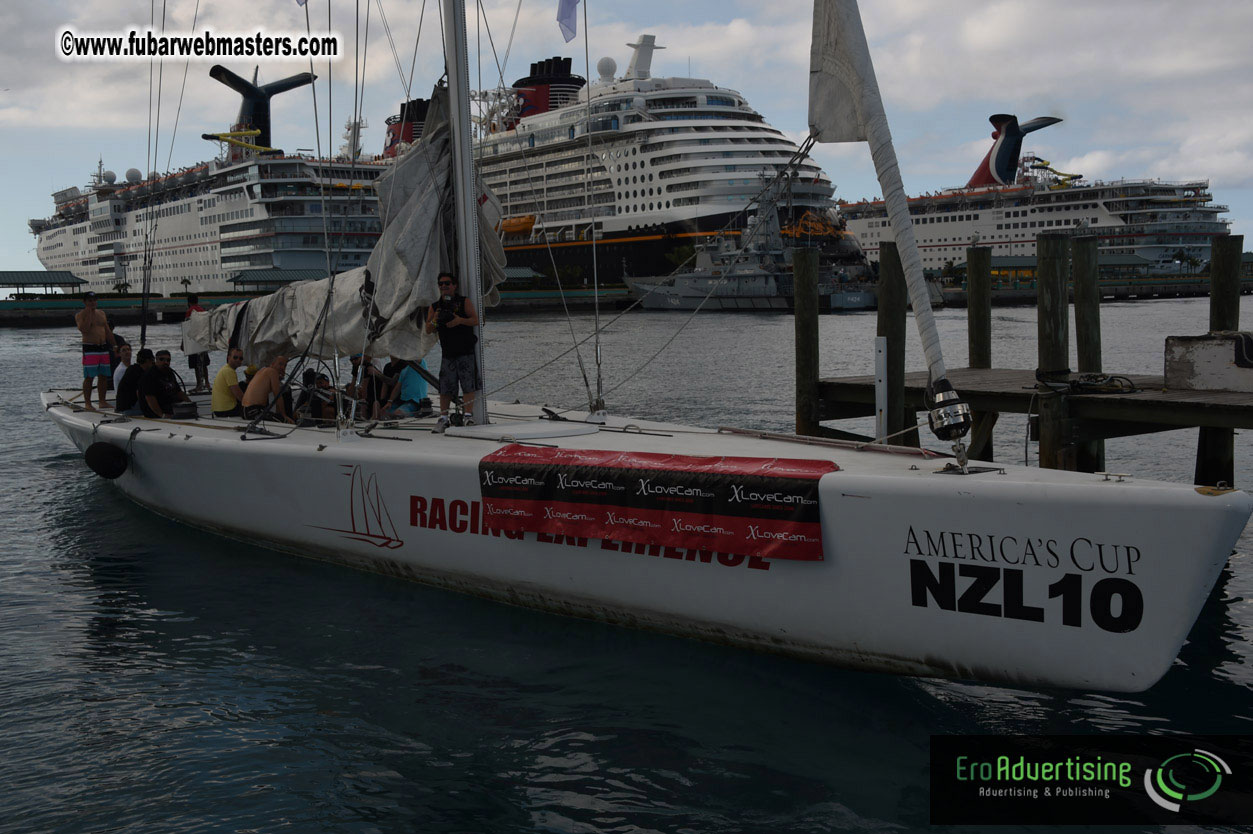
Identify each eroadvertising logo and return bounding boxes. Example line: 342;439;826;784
931;735;1252;825
1143;749;1231;812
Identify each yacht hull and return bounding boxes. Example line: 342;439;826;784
44;393;1250;692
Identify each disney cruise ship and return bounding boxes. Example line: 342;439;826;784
841;114;1230;272
30;66;385;295
383;35;863;283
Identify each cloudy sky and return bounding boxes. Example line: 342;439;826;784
3;0;1251;272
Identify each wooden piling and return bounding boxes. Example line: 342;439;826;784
965;246;994;460
1036;234;1071;377
1209;234;1243;332
794;247;821;437
1195;234;1244;486
877;243;908;443
1072;236;1101;374
1036;234;1074;469
1071;235;1104;472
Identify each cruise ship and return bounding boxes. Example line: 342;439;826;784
383;35;865;283
841;114;1230;272
30;66;385;295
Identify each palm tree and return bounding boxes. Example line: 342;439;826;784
112;280;131;295
180;277;192;293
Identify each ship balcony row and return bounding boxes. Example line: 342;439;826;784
265;204;378;218
534;206;616;225
218;218;382;240
656;162;827;182
258;184;378;200
220;235;376;255
502;190;615;213
496;182;612;205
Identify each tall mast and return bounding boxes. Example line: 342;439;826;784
442;0;488;425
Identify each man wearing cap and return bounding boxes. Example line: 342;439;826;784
116;348;154;415
74;292;116;411
139;350;189;418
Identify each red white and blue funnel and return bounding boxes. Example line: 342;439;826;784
966;114;1062;187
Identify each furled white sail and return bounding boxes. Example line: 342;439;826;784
184;87;505;363
808;0;947;386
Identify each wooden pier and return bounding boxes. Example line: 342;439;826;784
794;233;1251;486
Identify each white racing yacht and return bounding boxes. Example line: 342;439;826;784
42;0;1251;693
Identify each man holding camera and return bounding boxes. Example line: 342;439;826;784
425;271;479;433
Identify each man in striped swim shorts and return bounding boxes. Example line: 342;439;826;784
75;292;117;411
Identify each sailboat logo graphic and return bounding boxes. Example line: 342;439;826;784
311;465;405;549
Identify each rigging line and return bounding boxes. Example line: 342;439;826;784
470;5;593;407
581;0;603;410
405;0;428;98
165;0;201;170
374;0;410;94
326;0;334;264
312;0;364;368
310;0;374;404
151;0;168;183
166;0;202;169
493;146;806;399
139;0;159;347
303;4;334;286
500;0;522;78
346;29;453;405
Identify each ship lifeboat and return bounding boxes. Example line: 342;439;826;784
500;215;536;236
782;211;837;238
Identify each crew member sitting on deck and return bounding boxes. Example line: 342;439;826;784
296;373;338;421
112;342;133;394
116;348;154;416
241;355;294;423
139;350;189;418
347;354;386;420
75;291;116;411
383;357;432;418
211;348;247;417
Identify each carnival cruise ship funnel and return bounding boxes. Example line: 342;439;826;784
967;114;1062;187
208;64;316;152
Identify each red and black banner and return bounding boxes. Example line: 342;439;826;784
478;446;837;560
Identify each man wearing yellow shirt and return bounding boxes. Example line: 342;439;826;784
212;348;246;417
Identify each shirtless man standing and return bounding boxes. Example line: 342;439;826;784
75;292;116;411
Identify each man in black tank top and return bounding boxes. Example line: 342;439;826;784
425;272;480;432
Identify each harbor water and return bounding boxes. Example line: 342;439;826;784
2;297;1250;833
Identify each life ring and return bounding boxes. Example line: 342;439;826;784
84;442;128;480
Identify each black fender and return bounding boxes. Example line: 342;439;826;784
84;442;128;480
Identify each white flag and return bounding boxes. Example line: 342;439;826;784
557;0;579;43
808;0;880;143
